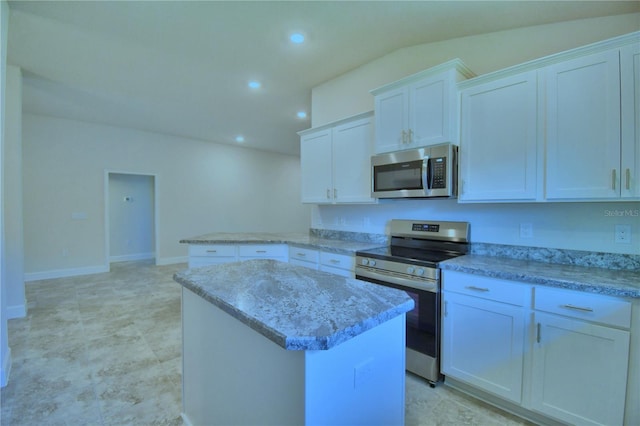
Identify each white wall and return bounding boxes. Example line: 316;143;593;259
22;114;310;279
312;13;640;126
1;0;10;388
310;14;640;256
108;173;154;262
4;65;23;318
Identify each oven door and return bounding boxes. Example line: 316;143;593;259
355;268;441;384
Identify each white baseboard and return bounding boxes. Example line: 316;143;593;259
109;252;155;263
24;265;109;282
1;346;11;388
156;256;188;266
6;304;26;319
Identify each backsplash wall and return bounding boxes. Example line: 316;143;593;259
311;200;640;256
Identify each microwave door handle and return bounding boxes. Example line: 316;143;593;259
422;156;431;190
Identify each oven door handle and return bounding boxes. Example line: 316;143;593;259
356;268;437;293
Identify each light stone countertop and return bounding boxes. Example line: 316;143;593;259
440;255;640;298
179;232;386;254
173;259;414;350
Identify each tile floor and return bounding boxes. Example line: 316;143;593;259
1;260;533;425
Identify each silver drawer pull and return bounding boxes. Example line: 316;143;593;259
296;253;306;257
206;250;217;253
330;259;340;264
465;285;490;292
561;304;594;313
256;250;267;253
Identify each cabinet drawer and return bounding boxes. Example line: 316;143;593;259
443;270;530;306
189;244;237;257
288;246;320;263
238;244;287;258
534;286;631;328
319;251;354;271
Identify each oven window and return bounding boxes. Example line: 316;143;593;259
404;289;438;358
374;161;423;191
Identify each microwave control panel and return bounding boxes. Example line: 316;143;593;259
432;157;446;189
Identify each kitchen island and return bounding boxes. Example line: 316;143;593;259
173;259;414;426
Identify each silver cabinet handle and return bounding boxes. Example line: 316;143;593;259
206;250;217;253
407;129;413;143
626;168;631;190
612;169;617;190
401;130;408;144
465;285;490;292
329;259;340;264
326;189;331;199
536;323;541;343
444;300;449;317
561;304;594;313
334;188;337;199
256;250;267;254
296;252;306;257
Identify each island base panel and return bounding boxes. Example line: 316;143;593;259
182;287;406;425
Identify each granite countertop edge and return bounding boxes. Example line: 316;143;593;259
440;255;640;299
179;232;386;254
174;261;414;351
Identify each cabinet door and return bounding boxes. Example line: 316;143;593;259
545;50;621;199
531;312;630;426
374;87;409;153
300;129;333;203
441;291;526;403
621;43;640;199
409;72;452;147
459;71;539;201
332;116;375;203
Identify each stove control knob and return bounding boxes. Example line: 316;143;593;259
369;259;376;266
361;258;369;266
416;268;425;276
407;266;415;274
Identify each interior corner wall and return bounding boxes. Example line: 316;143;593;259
311;13;640;126
1;0;11;389
22;114;311;279
4;64;24;318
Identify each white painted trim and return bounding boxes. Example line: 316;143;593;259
156;256;188;266
24;265;109;282
6;304;25;319
109;252;155;263
1;346;11;388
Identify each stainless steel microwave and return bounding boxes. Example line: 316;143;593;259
371;143;457;199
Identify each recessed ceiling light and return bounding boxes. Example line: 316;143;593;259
248;80;261;89
296;111;307;119
235;135;245;143
290;33;305;44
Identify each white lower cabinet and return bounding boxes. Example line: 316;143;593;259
530;287;631;426
441;272;528;403
441;270;632;425
288;246;320;270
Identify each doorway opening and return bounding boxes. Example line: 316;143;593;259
105;172;157;268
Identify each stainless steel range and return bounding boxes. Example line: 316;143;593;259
355;219;470;385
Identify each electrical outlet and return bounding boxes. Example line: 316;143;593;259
520;223;533;238
354;358;374;389
615;224;631;244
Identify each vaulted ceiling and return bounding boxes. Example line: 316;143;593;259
7;1;639;156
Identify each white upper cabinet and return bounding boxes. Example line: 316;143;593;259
545;49;622;200
459;70;540;202
300;128;333;204
299;112;375;204
371;59;475;154
621;42;640;199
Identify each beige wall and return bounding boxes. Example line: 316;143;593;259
312;13;640;126
22;114;310;278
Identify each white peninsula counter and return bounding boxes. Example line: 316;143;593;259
173;259;414;426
